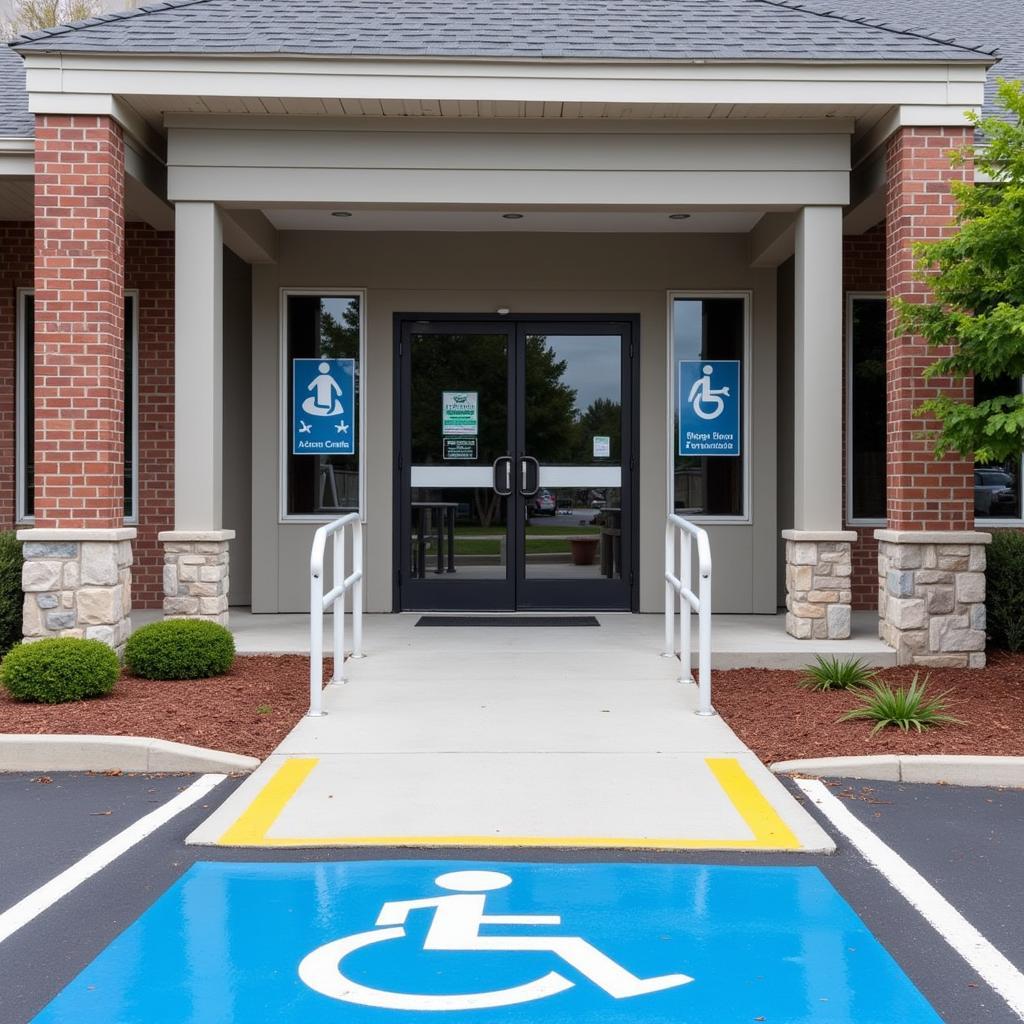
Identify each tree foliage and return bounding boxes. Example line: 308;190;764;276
898;80;1024;464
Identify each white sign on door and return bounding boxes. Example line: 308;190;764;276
442;391;479;436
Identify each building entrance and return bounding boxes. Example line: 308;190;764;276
395;315;637;611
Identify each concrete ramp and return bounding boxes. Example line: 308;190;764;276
188;619;834;852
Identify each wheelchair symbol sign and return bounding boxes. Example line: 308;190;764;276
298;869;692;1011
678;360;741;457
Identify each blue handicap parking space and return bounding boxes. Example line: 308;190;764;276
33;860;940;1024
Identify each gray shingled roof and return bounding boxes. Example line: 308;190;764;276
819;0;1022;119
0;44;31;138
10;0;999;62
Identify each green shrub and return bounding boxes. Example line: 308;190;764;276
838;674;963;735
1;637;119;704
798;655;876;692
986;530;1024;652
0;532;23;657
125;619;235;680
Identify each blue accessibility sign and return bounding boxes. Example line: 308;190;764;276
292;357;356;456
33;860;941;1024
678;360;741;457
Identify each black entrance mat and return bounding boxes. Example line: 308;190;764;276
414;615;600;627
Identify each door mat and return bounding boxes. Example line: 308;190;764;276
414;616;600;627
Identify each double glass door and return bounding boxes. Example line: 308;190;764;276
396;317;636;611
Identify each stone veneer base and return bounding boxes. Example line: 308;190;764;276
875;529;991;668
158;530;235;626
782;530;857;640
17;527;136;656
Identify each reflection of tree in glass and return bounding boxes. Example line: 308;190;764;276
571;397;621;461
524;336;577;462
319;299;359;359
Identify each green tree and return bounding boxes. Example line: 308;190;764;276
898;79;1024;464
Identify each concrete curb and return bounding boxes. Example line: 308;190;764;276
771;754;1024;789
0;734;260;774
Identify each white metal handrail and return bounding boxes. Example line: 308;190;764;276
664;514;715;717
309;513;364;718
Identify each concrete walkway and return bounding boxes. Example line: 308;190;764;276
138;608;895;668
189;616;835;852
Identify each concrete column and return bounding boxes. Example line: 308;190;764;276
174;202;224;532
167;203;233;624
784;206;854;639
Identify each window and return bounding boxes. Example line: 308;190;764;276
17;290;138;522
974;374;1023;522
846;294;887;523
283;292;364;518
669;295;748;519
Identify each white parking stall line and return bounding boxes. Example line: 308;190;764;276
0;773;226;945
796;777;1024;1021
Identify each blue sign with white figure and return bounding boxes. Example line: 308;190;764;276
33;860;942;1024
292;357;356;456
678;360;741;457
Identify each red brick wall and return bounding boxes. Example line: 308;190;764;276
885;127;974;532
126;223;174;608
33;114;126;529
0;222;33;529
843;223;887;609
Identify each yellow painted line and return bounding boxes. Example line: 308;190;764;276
217;755;803;851
217;757;318;846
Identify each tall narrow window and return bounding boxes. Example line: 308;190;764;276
847;295;887;523
670;296;747;518
17;291;138;522
284;293;363;517
974;374;1022;521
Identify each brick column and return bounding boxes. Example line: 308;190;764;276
18;116;134;655
877;126;990;667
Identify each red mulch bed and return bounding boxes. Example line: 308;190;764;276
713;653;1024;765
0;655;326;760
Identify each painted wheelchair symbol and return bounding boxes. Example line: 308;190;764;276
687;364;731;421
298;870;692;1012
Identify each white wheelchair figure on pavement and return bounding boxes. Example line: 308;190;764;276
687;364;731;421
298;869;693;1012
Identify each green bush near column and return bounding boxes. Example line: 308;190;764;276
1;638;119;704
125;619;235;680
0;532;23;657
986;531;1024;652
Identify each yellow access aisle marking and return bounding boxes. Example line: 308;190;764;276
218;755;802;850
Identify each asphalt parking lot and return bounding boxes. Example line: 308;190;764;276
0;772;1021;1024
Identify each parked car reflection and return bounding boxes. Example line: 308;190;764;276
974;468;1019;517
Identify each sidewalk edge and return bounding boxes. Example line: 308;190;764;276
0;734;260;774
772;754;1024;788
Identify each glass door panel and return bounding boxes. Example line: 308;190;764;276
402;328;515;609
517;327;632;610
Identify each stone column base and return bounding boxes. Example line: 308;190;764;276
158;530;235;626
17;528;136;657
782;530;856;640
875;530;991;668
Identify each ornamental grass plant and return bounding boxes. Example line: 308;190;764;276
838;674;963;735
798;655;876;692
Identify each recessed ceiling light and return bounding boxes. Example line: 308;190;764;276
669;213;692;220
502;213;525;220
331;211;353;218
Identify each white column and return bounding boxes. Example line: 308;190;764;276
174;201;224;531
793;205;843;531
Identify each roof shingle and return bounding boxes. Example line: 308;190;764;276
0;44;31;138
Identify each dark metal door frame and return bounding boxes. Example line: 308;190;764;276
393;313;640;613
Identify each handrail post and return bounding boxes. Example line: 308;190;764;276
309;544;325;718
332;530;345;683
352;520;365;658
680;532;692;684
663;520;674;657
697;564;714;716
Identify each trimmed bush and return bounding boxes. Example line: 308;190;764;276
1;637;120;704
125;619;235;680
986;530;1024;652
0;531;23;658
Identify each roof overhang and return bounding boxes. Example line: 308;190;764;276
0;137;34;177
